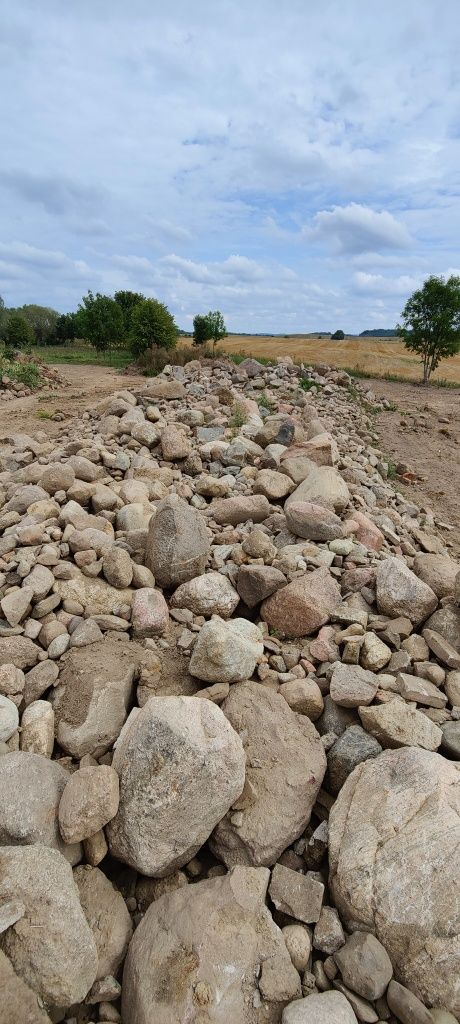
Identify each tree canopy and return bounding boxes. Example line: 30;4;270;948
55;312;78;344
129;298;178;356
331;329;345;340
76;291;124;352
18;304;59;345
4;313;35;349
114;291;146;332
193;310;227;350
397;275;460;383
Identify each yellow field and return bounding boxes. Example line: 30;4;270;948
221;334;460;384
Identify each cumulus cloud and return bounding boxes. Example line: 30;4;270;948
352;272;420;295
0;170;106;216
308;204;412;254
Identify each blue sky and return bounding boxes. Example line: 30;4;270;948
1;0;460;332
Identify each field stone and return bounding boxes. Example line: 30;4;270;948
279;678;324;721
23;660;59;705
102;547;133;588
51;640;137;758
209;493;270;526
330;663;379;708
211;682;326;867
1;587;33;627
334;931;393;1000
58;765;119;844
327;726;382;795
386;980;434;1024
0;695;19;741
0;663;25;698
282;991;358;1024
107;696;245;876
359;701;442;750
0;638;41;672
145;494;210;588
131;587;169;637
0;751;81;864
376;557;438;626
269;863;324;924
413;553;459;599
329;747;460;1014
170;571;239;618
285;501;344;542
20;700;54;757
261;567;341;638
0;845;97;1007
74;865;133;980
285;466;350;513
0;949;52;1024
313;906;345;954
189;615;263;683
122;866;296;1024
282;924;312;971
237;564;287;607
53;574;133;616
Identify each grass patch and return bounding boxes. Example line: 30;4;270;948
299;377;320;392
33;345;132;368
37;409;54;420
229;402;246;435
386;459;398;479
0;358;42;390
258;390;276;412
343;365;460;389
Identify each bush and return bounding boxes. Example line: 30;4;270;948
129;299;178;356
4;313;35;349
331;329;345;340
0;358;41;390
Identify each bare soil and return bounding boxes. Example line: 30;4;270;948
365;378;460;553
0;364;146;440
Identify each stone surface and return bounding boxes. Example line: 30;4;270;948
330;663;379;708
0;949;51;1024
189;616;264;682
359;701;442;750
0;752;81;864
171;571;240;618
285;501;344;542
269;863;324;923
327;726;382;795
237;564;287;607
329;747;460;1014
75;865;133;980
0;694;19;741
58;765;119;843
131;587;169;637
211;682;326;867
145;494;210;587
413;553;459;599
386;980;434;1024
107;696;245;875
282;991;358;1024
122;866;296;1024
261;567;341;638
0;845;97;1007
376;557;438;626
334;931;393;1000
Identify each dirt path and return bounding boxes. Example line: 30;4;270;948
364;378;460;553
0;364;146;440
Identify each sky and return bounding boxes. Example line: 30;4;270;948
1;0;460;333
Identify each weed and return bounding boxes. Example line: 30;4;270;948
299;377;319;392
258;391;275;412
229;402;246;436
37;409;54;420
387;459;398;479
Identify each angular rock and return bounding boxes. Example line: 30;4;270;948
171;571;239;618
376;557;438;626
327;726;382;795
75;865;133;980
413;553;459;599
359;701;442;750
145;494;210;588
0;845;97;1007
269;863;324;924
285;501;344;542
237;564;286;607
0;752;81;864
285;467;350;513
261;567;341;638
189;616;263;683
329;747;460;1014
334;931;393;1000
122;866;296;1024
107;696;245;875
131;587;169;637
330;663;379;708
211;683;326;867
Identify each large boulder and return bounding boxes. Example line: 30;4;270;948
282;992;358;1023
0;752;81;865
0;846;97;1008
145;494;210;588
211;683;326;867
376;557;438;626
413;553;459;599
122;866;298;1024
51;640;137;758
285;501;344;542
107;696;245;876
189;616;264;683
261;568;341;638
329;747;460;1015
0;950;52;1024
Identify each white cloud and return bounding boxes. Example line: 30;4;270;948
308;204;412;254
352;272;419;295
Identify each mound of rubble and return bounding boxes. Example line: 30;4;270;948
0;353;67;401
0;354;459;1024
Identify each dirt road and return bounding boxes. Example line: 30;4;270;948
367;378;460;553
0;363;458;552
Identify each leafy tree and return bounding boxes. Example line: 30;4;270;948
0;296;7;340
129;298;178;356
331;329;345;340
4;313;35;349
397;275;460;383
193;310;227;351
55;312;78;344
114;290;146;333
76;291;124;352
18;304;59;345
193;313;213;346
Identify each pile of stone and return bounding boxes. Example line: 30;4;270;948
0;355;67;401
0;353;458;1024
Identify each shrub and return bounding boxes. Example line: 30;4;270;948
129;299;178;356
4;313;35;349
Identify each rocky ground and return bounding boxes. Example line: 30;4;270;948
0;354;458;1024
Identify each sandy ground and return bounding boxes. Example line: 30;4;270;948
0;363;458;552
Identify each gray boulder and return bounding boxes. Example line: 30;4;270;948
145;494;210;588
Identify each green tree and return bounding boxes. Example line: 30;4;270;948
18;304;59;345
397;275;460;383
129;298;178;356
114;290;146;334
193;313;213;346
193;310;227;351
4;313;35;349
0;296;7;340
55;312;78;344
76;291;124;352
331;329;345;340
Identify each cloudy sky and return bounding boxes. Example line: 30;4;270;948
1;0;460;332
